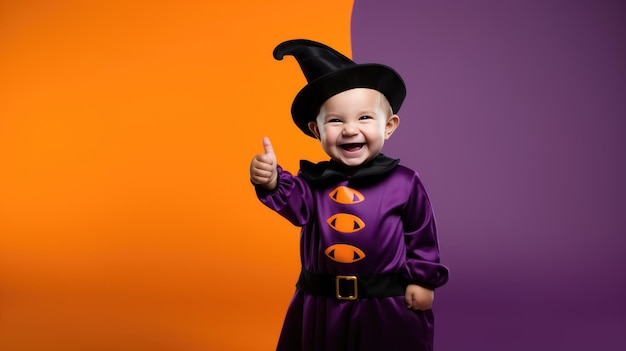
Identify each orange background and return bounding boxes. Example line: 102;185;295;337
0;1;352;350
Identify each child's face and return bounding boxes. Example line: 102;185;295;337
308;88;399;167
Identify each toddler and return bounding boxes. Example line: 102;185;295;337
250;39;449;351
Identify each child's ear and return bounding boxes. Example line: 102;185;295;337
308;122;321;139
384;115;400;140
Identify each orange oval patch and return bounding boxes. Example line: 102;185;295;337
328;186;365;204
325;244;366;263
327;213;365;233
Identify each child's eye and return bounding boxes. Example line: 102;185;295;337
328;118;342;123
359;115;372;120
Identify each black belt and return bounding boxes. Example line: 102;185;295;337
296;269;406;301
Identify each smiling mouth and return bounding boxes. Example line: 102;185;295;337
341;143;365;152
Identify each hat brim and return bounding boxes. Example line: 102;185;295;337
291;64;406;138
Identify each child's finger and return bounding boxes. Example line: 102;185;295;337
405;292;412;309
262;137;275;157
408;300;416;309
254;154;275;169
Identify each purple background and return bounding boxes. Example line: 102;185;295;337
352;0;626;350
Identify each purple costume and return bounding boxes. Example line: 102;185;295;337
256;154;449;351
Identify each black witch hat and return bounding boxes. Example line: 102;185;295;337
273;39;406;138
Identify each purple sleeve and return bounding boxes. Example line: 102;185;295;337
255;165;313;227
402;172;449;289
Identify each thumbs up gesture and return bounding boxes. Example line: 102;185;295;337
250;137;278;191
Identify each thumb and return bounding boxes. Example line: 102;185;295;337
262;137;276;161
405;291;413;309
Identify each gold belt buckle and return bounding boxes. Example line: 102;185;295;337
335;275;358;300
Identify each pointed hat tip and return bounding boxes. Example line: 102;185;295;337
273;39;335;61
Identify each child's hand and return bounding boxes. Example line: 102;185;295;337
405;284;434;311
250;137;278;191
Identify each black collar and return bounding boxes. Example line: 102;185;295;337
299;154;399;185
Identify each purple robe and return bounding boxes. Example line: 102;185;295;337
256;155;449;351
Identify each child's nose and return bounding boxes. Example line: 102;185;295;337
342;123;359;136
